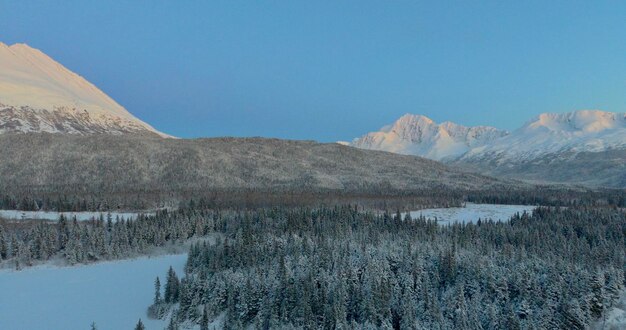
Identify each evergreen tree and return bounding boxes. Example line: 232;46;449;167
164;266;180;303
200;308;209;330
154;276;161;304
590;272;605;319
167;315;179;330
134;318;145;330
10;234;18;258
0;226;6;260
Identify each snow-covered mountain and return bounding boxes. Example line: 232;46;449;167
0;42;169;137
349;114;509;161
350;110;626;162
461;110;626;162
349;110;626;187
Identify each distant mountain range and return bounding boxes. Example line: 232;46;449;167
0;42;169;137
348;111;626;187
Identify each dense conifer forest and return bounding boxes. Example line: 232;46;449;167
0;209;216;268
142;206;624;329
1;201;625;329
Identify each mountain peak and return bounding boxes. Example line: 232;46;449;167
398;113;434;121
350;114;507;161
9;42;35;49
0;41;171;137
525;110;626;134
393;113;434;127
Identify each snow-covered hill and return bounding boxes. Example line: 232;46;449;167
349;114;508;161
0;42;169;137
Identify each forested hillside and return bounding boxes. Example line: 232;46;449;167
0;133;508;210
3;133;625;212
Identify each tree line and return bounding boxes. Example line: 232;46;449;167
0;209;218;268
2;186;625;212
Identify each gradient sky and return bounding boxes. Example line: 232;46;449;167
1;1;625;141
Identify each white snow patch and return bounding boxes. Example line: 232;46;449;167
406;203;535;225
0;253;187;330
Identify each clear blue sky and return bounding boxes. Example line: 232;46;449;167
1;1;625;141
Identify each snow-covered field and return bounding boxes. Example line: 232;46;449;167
0;254;186;330
407;203;535;225
0;209;151;221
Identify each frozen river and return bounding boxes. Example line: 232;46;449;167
0;254;187;330
0;209;152;221
407;203;536;225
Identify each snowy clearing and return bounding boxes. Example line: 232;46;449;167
593;290;626;330
0;254;186;330
407;203;535;225
0;209;152;221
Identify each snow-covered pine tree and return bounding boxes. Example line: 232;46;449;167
200;307;209;330
164;266;180;303
0;225;7;260
154;276;161;304
590;272;605;319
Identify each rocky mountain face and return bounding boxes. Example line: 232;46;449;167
0;42;169;137
349;111;626;187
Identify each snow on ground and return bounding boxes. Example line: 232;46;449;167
0;254;187;330
593;290;626;330
0;209;152;221
407;203;535;225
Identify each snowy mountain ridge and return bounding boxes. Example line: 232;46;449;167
350;110;626;162
349;110;626;187
0;42;170;137
461;110;626;163
349;114;508;161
